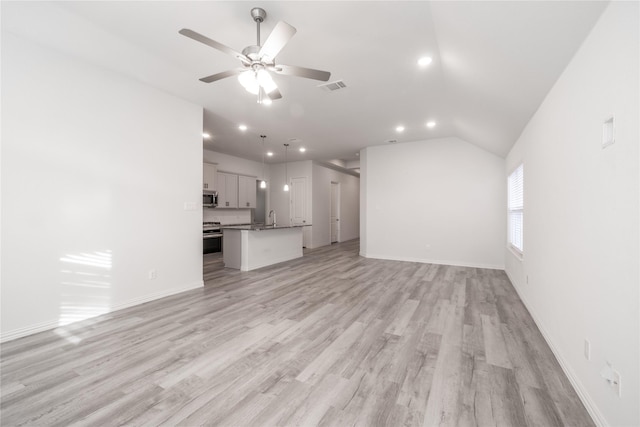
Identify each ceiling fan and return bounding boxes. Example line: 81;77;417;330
179;7;331;104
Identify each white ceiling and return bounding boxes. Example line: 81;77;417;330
3;1;607;164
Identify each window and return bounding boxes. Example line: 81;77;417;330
508;164;524;254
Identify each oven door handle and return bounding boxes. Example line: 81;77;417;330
203;233;223;239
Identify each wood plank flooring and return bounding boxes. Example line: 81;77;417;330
1;239;593;426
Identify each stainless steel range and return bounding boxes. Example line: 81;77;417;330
203;222;222;254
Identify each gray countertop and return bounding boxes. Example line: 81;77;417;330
221;224;311;231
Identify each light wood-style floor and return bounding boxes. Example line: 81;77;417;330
1;240;593;426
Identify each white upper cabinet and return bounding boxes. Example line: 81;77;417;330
238;175;257;209
216;172;238;208
215;171;257;209
203;163;217;191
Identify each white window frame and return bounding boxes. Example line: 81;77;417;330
507;163;524;256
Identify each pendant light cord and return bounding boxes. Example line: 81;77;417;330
260;135;266;184
284;143;289;191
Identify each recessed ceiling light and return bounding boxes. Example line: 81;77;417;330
267;151;274;157
202;133;211;139
396;126;405;133
238;124;247;131
418;56;433;67
299;147;306;153
262;98;272;106
426;121;436;128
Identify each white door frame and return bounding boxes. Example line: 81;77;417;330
290;176;309;247
330;181;340;243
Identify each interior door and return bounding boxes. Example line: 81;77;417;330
330;182;340;243
290;177;307;225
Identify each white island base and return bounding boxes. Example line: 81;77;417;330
222;227;303;271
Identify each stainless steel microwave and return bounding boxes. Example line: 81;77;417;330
203;191;218;208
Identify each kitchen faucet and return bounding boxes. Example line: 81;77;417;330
269;210;276;227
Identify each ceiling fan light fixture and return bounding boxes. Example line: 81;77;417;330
180;8;331;104
257;69;277;94
238;70;259;94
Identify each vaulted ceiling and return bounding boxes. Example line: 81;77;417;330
3;1;607;164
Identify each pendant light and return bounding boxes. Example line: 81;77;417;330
260;135;267;189
283;143;290;192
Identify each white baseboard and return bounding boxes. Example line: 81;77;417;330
504;270;607;427
0;280;204;343
362;252;504;270
0;319;62;343
109;280;204;313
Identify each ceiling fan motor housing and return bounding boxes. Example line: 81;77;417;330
241;45;261;62
250;8;266;23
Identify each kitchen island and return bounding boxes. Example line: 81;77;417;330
221;224;308;271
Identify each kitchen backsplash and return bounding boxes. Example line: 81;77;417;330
203;208;252;225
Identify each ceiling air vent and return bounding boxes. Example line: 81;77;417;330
318;80;347;92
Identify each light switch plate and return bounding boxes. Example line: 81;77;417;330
602;116;615;148
583;339;591;360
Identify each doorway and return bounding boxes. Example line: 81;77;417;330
330;181;340;243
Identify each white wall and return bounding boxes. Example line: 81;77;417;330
1;33;203;341
203;149;263;178
311;163;360;248
361;137;505;269
505;3;639;426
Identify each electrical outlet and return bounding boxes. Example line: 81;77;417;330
602;115;615;148
148;269;157;280
584;339;591;360
600;362;622;397
613;369;621;397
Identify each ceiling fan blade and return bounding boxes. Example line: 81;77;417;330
199;68;245;83
269;88;283;100
270;64;331;82
258;21;296;61
179;29;250;64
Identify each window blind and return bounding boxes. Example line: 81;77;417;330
508;164;524;252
